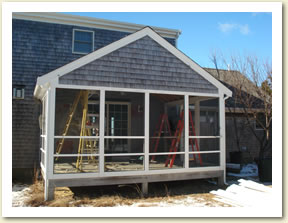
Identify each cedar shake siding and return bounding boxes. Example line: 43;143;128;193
12;18;176;170
59;36;218;94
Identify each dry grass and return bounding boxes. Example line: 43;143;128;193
23;179;230;207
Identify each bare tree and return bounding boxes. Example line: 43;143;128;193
210;53;272;162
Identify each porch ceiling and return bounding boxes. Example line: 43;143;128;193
153;94;183;103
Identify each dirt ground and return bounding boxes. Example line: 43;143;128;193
19;178;231;207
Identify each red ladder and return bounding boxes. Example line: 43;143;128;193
150;113;172;161
165;110;202;168
165;111;185;168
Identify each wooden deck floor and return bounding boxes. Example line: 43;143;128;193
54;161;184;174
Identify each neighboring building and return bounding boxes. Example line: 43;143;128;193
13;12;233;200
204;68;272;163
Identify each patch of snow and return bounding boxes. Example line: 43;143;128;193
117;196;225;207
227;163;258;177
12;184;31;207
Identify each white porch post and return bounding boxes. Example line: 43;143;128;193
219;92;226;185
99;89;105;176
143;92;150;195
144;92;150;172
195;100;200;136
45;85;56;200
43;92;49;180
195;100;200;151
184;94;189;169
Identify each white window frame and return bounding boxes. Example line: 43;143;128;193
105;101;131;138
72;29;94;55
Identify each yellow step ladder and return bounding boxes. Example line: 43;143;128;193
55;91;81;156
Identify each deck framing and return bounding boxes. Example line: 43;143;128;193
49;170;224;188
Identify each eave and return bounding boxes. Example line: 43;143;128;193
12;12;181;40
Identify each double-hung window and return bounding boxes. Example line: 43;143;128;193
73;29;94;54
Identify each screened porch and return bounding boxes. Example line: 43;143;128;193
40;88;223;177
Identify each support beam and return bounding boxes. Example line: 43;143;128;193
99;90;105;176
45;84;57;200
218;175;224;187
194;101;200;151
44;179;55;201
43;92;49;180
144;92;150;172
189;96;215;104
219;92;226;183
184;95;189;169
142;182;148;197
44;86;56;201
194;101;200;136
50;170;224;187
47;87;56;179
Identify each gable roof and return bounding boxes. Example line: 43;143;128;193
204;68;260;98
35;27;232;98
59;35;218;94
204;68;268;112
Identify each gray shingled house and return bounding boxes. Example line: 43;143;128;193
204;68;272;164
13;13;232;200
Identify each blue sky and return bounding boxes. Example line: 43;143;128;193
64;12;272;69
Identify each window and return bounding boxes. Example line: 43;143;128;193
13;86;25;99
73;29;94;54
255;113;266;130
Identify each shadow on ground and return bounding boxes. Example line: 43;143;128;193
70;179;227;200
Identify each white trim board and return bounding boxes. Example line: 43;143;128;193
35;27;232;97
55;84;220;97
12;12;180;39
50;166;223;180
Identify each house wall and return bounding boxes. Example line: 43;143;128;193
12;18;176;175
59;36;218;94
